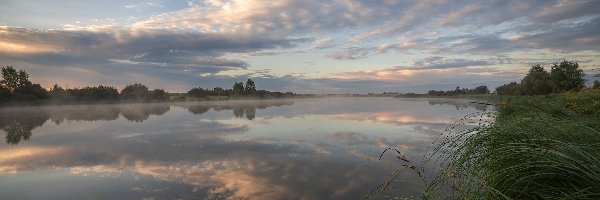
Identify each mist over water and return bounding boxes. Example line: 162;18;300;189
0;97;485;199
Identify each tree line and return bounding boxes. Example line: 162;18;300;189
496;60;597;95
0;66;301;104
0;66;168;103
427;85;490;96
187;78;296;99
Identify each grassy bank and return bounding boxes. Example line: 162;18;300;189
427;89;600;199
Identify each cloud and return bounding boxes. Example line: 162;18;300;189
309;37;335;49
326;47;371;60
1;0;600;93
438;3;484;26
327;42;417;60
335;57;495;80
0;25;308;89
411;57;492;70
535;0;600;23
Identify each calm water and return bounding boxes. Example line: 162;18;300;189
0;97;485;199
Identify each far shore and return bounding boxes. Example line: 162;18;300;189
0;94;498;108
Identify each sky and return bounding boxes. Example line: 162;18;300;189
0;0;599;93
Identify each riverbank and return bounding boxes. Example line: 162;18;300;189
394;93;492;100
435;89;600;199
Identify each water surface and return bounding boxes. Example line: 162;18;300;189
0;97;485;199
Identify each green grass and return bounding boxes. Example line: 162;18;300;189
369;89;600;199
426;89;600;199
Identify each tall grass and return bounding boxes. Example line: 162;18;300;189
369;89;600;199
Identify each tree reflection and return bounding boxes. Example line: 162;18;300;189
121;104;170;122
0;103;171;144
427;99;487;111
178;100;294;120
245;107;255;120
0;101;296;144
4;122;32;145
233;107;245;118
186;105;210;115
0;108;48;145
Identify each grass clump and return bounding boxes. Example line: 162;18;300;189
427;89;600;199
368;89;600;199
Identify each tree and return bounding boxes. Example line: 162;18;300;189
550;60;585;92
232;82;244;96
1;66;31;91
212;87;225;96
51;84;64;92
0;86;10;101
188;87;209;98
149;89;169;101
120;83;150;101
594;80;600;89
473;85;490;94
66;85;119;101
245;79;256;96
496;82;522;95
521;65;552;95
12;83;49;101
49;84;69;101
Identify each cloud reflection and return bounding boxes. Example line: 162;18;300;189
0;98;486;199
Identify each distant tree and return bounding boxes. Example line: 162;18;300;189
496;82;522;95
521;65;552;95
120;83;150;101
12;83;49;101
550;60;585;92
149;89;169;101
473;85;490;94
232;82;244;96
454;86;462;94
0;86;10;101
49;84;69;101
188;87;209;98
212;87;225;96
51;84;64;92
427;85;489;96
1;66;31;91
66;85;119;101
245;79;256;96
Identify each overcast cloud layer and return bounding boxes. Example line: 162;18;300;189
1;0;599;93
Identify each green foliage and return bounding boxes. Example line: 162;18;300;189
66;85;119;101
245;79;256;96
427;85;489;96
0;66;53;102
119;83;168;102
187;87;209;98
593;80;600;89
211;87;227;96
550;60;586;92
149;89;169;101
521;65;552;95
1;66;31;91
186;80;296;100
12;83;49;101
232;82;244;96
497;61;587;96
496;82;522;95
120;83;150;101
0;86;10;102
